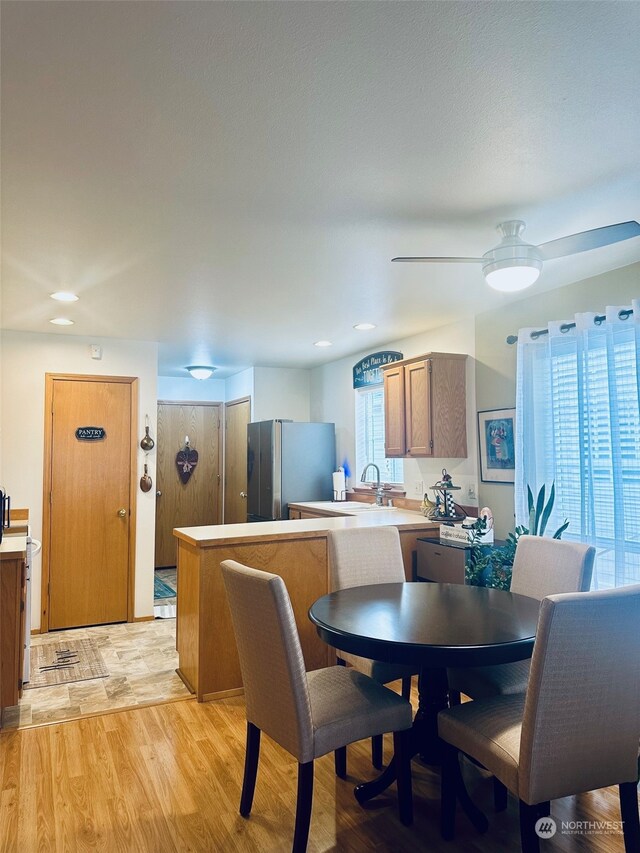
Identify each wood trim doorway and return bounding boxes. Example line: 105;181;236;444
41;373;138;633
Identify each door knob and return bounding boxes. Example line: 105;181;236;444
117;508;127;518
156;490;162;497
240;491;247;499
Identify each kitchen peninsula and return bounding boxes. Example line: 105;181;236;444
174;506;438;701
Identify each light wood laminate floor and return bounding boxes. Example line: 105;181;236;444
0;688;635;852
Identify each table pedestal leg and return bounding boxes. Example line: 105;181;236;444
354;666;448;803
353;666;488;832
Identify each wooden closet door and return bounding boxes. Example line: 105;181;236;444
45;375;135;630
155;402;222;568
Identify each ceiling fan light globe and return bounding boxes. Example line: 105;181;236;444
484;263;541;292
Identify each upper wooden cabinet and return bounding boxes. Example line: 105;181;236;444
382;352;467;458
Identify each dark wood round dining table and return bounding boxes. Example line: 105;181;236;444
308;581;540;814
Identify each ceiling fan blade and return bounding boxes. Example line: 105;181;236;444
537;221;640;260
391;256;484;263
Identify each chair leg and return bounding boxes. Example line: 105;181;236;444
620;781;640;852
493;777;508;812
439;741;458;839
240;722;261;817
401;676;412;700
518;801;542;853
334;746;347;779
293;761;314;853
393;728;413;827
371;734;384;770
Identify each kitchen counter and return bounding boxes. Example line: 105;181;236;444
174;506;431;546
173;511;438;701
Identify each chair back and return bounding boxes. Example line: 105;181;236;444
328;526;406;591
510;535;595;600
519;584;640;804
221;560;314;763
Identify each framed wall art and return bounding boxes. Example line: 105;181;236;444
477;407;516;484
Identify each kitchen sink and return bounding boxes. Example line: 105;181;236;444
337;501;396;511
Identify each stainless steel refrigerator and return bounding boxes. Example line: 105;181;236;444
247;420;336;521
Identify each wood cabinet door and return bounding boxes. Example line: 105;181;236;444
155;402;222;568
430;357;468;457
383;364;406;457
404;360;432;456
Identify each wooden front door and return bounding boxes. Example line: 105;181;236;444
155;402;222;568
43;375;136;631
224;397;251;523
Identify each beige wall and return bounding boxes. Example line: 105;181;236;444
0;331;158;628
475;261;640;538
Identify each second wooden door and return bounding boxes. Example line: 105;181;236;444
155;402;222;568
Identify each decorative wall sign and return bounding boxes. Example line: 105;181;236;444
75;426;106;441
176;436;198;484
352;351;403;389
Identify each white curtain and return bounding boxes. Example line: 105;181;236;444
515;299;640;588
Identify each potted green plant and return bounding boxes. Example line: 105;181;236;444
465;483;568;589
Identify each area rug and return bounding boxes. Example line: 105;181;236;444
154;575;176;600
25;637;109;689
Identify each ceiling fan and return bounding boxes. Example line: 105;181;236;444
392;219;640;292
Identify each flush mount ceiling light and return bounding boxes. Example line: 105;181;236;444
353;322;377;331
314;340;332;347
50;291;79;302
392;218;640;293
50;317;74;325
186;365;215;380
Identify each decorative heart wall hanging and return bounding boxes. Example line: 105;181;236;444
176;436;199;484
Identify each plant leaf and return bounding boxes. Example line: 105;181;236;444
552;519;570;539
539;481;555;536
533;484;545;535
527;484;534;515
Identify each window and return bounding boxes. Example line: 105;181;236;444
515;303;640;588
355;386;404;485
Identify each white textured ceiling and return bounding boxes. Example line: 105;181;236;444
2;1;640;378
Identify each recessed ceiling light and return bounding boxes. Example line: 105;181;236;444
50;291;79;302
353;323;376;331
49;317;74;326
314;340;332;347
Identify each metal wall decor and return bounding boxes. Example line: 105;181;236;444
176;435;198;484
139;413;154;493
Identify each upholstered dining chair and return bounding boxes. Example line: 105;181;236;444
221;559;414;853
438;584;640;853
447;535;595;704
327;526;419;771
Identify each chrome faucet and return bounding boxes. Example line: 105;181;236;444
361;463;384;506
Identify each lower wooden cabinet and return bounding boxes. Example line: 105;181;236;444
1;551;27;722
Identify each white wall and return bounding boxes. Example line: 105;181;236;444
225;368;254;408
310;317;478;501
252;367;310;422
0;331;158;627
157;375;225;402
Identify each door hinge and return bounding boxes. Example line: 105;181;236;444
429;439;434;449
427;360;432;373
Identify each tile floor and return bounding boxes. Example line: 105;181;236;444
3;570;192;730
